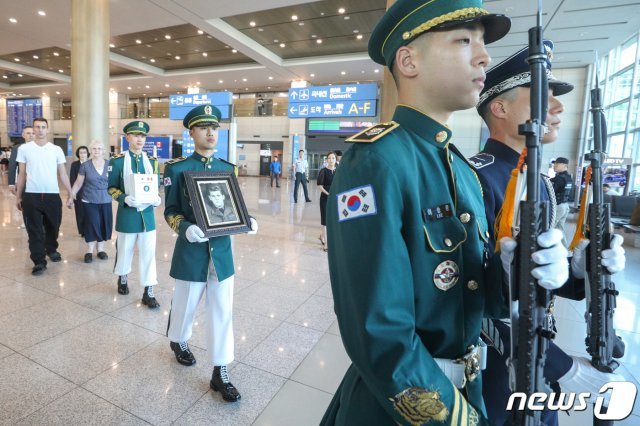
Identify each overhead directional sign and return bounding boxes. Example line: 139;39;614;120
288;100;377;118
288;84;378;118
169;92;233;120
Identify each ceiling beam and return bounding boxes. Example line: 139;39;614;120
0;59;70;83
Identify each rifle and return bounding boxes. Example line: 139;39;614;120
584;55;625;425
507;2;552;425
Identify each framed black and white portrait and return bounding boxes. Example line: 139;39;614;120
183;170;251;237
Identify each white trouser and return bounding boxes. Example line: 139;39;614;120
167;260;234;366
113;230;157;287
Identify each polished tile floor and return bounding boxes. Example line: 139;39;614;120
0;176;638;425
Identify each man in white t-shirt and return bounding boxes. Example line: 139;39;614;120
15;117;73;276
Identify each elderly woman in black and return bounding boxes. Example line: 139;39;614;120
69;145;89;236
316;151;337;252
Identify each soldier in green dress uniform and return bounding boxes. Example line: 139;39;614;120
321;1;570;425
163;105;257;403
108;121;162;308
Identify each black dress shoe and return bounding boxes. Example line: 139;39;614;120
170;341;196;366
305;199;312;202
48;252;62;262
117;275;129;295
84;253;93;263
210;366;241;402
97;251;108;260
142;286;160;309
31;264;47;276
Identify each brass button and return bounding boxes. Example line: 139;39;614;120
485;231;490;238
467;280;479;291
460;213;471;223
444;238;452;247
201;158;206;162
435;130;448;143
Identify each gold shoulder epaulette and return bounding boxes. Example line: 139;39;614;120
111;153;124;159
165;156;186;165
346;121;399;143
218;158;237;168
148;156;157;161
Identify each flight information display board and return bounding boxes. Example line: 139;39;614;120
7;98;43;137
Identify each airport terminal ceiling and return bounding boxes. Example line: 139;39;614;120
0;0;639;99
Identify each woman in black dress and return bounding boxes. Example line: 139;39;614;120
317;151;337;252
69;146;89;236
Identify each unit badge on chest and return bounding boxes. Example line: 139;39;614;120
433;260;459;291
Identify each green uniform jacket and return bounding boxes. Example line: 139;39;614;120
322;105;508;426
108;152;159;233
163;152;235;282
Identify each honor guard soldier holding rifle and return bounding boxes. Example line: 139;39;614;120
108;121;162;308
321;1;570;425
471;41;626;425
163;105;258;403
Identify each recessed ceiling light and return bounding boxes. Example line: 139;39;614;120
279;43;285;48
109;43;115;48
219;80;223;83
141;56;146;59
321;12;325;16
42;92;47;95
340;71;346;75
202;52;208;57
258;28;264;32
268;76;273;80
356;34;363;40
127;86;132;90
175;40;180;44
150;58;156;62
56;91;61;94
159;92;163;95
338;8;346;14
175;56;181;60
249;21;256;27
316;39;322;44
310;73;315;77
2;75;7;79
197;30;204;35
273;39;279;43
311;34;317;38
136;39;142;44
18;74;23;77
53;52;60;56
33;55;39;59
9;18;17;23
14;58;20;62
242;78;247;82
38;11;46;16
298;22;304;26
196;81;200;85
353;29;359;33
267;86;271;89
374;69;380;73
344;16;350;20
58;69;64;73
232;49;237;53
291;15;298;21
164;83;170;87
165;34;171;40
145;85;150;89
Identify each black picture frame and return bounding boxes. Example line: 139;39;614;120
183;170;251;238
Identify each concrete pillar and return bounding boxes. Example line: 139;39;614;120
71;0;109;152
380;0;397;123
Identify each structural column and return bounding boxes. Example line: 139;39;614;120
71;0;109;152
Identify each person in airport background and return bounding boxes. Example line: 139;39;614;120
269;155;281;187
470;40;626;425
321;1;570;424
316;151;336;252
550;156;573;246
68;141;113;263
15;118;72;276
292;149;311;203
0;148;9;178
163;104;258;403
204;183;237;224
69;145;90;237
334;150;342;166
107;120;161;308
8;126;35;195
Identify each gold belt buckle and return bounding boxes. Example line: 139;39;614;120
460;346;480;383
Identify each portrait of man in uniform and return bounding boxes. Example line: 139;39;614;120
201;182;238;226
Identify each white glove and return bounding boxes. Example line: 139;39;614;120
499;229;568;291
124;195;143;208
185;224;208;243
558;356;625;406
571;234;626;280
151;195;162;207
248;217;258;235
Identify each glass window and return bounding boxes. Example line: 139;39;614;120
609;68;633;104
608;102;629;133
607;133;625;157
630;96;640;130
620;36;637;70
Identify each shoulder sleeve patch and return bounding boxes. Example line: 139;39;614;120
467;153;495;170
165;156;186;165
346;121;399;143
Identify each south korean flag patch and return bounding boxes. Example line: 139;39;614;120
336;185;377;222
163;177;172;186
